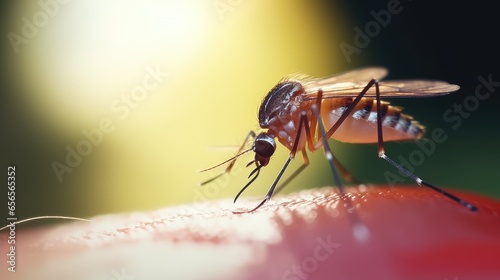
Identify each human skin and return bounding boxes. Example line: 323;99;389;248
1;185;499;280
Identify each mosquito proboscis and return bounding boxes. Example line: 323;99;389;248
200;67;478;213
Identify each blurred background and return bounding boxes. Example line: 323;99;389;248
1;0;498;225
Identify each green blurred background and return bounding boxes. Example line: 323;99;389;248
1;0;498;225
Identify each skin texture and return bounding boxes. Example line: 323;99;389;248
1;185;499;280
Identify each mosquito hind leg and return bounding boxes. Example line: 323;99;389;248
370;79;478;211
313;78;477;211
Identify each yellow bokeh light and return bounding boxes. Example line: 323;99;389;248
4;0;348;216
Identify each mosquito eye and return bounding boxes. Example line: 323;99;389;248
254;135;276;158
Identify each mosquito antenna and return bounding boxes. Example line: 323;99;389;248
199;148;253;186
199;148;252;173
0;216;90;231
234;165;261;203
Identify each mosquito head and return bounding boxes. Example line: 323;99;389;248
232;132;276;205
252;133;276;167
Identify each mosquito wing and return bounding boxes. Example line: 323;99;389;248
304;67;388;87
303;68;460;99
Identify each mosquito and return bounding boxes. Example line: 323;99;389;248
200;67;478;212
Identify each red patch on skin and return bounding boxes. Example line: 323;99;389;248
1;185;499;280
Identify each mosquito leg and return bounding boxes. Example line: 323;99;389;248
333;157;358;183
273;89;358;191
307;88;344;192
310;89;358;184
311;104;344;194
200;131;256;185
308;81;392;195
370;80;478;211
311;102;370;243
234;111;313;213
306;88;324;150
273;149;310;195
310;79;476;211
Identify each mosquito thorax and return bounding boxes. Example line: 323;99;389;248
253;133;276;166
258;80;304;128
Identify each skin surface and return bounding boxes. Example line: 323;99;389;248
1;185;499;280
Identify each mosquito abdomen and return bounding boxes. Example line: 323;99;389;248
321;97;425;143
